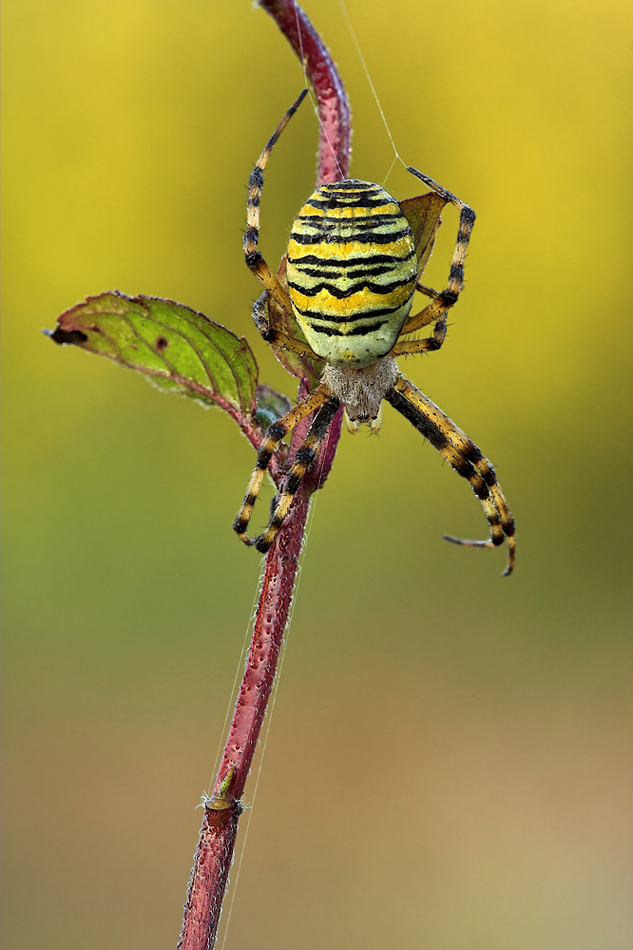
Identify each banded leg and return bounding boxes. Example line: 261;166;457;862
253;396;341;553
391;313;447;356
243;89;309;315
233;384;330;545
393;282;447;357
252;293;324;362
400;166;476;336
386;375;516;576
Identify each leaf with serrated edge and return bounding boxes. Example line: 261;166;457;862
48;292;258;423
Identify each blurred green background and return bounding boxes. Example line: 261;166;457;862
2;2;632;948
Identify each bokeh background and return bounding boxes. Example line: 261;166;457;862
2;2;632;948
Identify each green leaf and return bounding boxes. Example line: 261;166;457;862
399;192;448;272
47;291;258;420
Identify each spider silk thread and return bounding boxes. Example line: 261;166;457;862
337;0;407;186
292;0;345;182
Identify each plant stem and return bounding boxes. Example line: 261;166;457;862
178;488;309;950
260;0;351;184
178;4;350;948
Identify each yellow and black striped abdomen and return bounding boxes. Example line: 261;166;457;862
286;180;417;368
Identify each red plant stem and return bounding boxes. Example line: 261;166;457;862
179;4;350;947
260;0;351;184
178;402;341;950
178;490;309;950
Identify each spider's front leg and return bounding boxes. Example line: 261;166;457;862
386;375;516;575
243;89;308;315
233;385;332;547
398;167;476;339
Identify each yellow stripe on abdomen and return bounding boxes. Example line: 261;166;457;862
286;180;417;368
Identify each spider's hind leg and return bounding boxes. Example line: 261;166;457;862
233;385;330;546
254;396;341;553
386;375;516;576
443;450;517;577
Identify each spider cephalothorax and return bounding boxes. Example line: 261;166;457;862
234;90;516;575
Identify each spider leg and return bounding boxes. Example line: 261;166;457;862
253;396;341;553
386;375;516;576
233;384;330;545
252;293;324;362
391;312;447;357
243;89;309;316
393;283;447;355
415;282;442;300
400;166;476;336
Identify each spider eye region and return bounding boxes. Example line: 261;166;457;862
286;180;417;368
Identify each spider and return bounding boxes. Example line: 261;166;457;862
234;89;516;576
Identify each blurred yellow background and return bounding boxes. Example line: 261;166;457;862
2;2;632;948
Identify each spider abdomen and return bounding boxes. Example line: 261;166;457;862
286;180;417;368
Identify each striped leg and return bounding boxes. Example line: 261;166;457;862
400;166;476;336
386;375;516;576
243;89;309;316
233;384;330;546
391;312;447;356
253;396;341;553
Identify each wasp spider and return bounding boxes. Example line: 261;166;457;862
234;90;516;575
